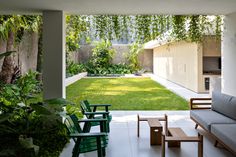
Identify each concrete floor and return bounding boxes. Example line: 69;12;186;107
60;111;234;157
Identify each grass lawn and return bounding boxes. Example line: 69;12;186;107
66;77;189;110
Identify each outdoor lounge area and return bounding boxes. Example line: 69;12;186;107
2;0;236;157
60;111;235;157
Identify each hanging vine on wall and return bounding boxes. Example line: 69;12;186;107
66;14;223;47
188;15;201;42
112;15;121;40
172;15;187;41
215;15;222;40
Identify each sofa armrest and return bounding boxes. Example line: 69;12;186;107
190;98;212;110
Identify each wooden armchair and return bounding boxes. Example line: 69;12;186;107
64;115;108;157
80;100;112;132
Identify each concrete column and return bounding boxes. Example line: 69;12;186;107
42;11;65;99
222;13;236;97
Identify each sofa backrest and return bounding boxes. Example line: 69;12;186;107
212;91;236;120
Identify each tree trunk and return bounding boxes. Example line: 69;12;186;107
0;31;15;84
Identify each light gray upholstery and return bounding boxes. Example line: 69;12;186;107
211;124;236;153
212;91;236;120
190;110;236;131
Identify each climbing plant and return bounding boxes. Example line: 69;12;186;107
172;15;187;41
65;14;223;47
66;15;88;52
188;15;201;42
215;15;223;39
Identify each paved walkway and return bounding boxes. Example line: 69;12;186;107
146;74;210;100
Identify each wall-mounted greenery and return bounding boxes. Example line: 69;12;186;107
65;15;223;52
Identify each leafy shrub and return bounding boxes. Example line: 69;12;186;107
126;43;143;72
66;61;86;77
85;63;133;76
0;72;70;157
0;71;41;105
90;40;115;68
0;98;71;157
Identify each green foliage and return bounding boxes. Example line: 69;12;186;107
188;15;202;42
0;98;72;157
0;71;41;105
72;15;222;44
66;61;86;77
126;43;143;71
112;15;121;39
91;40;115;68
172;15;187;41
66;15;88;52
215;15;223;40
85;63;133;76
0;51;16;59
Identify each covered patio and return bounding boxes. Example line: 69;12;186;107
60;111;234;157
1;0;236;157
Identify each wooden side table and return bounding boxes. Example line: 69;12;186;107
147;118;163;145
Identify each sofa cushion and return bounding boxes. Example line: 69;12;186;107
212;91;236;120
190;110;236;131
211;124;236;153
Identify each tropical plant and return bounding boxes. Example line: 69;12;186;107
66;61;86;77
126;42;143;71
66;15;88;52
0;71;41;106
90;40;115;68
0;98;72;157
0;15;41;84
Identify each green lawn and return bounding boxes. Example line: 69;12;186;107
66;77;189;110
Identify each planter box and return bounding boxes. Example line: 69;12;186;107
65;72;87;86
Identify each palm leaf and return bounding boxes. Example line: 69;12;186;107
30;103;52;115
44;98;75;106
0;51;16;59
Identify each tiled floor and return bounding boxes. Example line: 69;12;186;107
60;111;234;157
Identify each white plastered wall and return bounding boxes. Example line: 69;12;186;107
153;41;200;92
222;12;236;96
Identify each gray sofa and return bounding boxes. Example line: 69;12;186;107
190;91;236;155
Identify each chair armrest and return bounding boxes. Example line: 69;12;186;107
190;98;212;110
90;104;111;112
77;119;107;123
84;111;110;115
90;104;111;107
70;132;107;138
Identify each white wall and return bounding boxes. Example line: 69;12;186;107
222;12;236;96
153;41;200;92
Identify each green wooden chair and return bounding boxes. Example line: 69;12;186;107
80;100;112;132
64;115;108;157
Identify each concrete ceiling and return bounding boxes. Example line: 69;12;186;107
0;0;236;15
